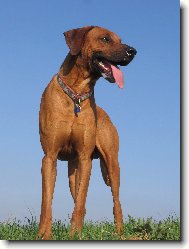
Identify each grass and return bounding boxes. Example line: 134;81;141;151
0;215;180;241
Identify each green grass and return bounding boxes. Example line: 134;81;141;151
0;215;180;241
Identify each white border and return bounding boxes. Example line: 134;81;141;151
181;1;189;249
0;1;187;248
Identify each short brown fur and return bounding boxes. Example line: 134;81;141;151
38;26;136;240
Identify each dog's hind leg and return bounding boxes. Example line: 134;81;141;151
98;151;123;235
104;155;123;236
100;156;111;186
68;159;78;201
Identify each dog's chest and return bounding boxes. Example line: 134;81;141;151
70;114;97;146
57;117;96;160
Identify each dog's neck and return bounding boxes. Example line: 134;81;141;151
58;53;98;95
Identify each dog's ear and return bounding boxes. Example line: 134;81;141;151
64;26;94;55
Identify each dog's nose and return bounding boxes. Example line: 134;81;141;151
126;46;137;57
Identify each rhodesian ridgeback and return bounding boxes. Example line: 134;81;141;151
38;26;136;240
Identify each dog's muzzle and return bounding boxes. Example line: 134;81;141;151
91;44;137;88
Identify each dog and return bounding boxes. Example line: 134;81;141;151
37;26;136;240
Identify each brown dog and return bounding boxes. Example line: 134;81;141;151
38;26;136;240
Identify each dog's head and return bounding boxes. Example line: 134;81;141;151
64;26;137;88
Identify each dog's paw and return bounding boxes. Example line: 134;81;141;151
37;227;52;240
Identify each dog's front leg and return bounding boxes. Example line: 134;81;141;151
37;154;57;240
69;154;92;237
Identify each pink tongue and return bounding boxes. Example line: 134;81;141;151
110;64;124;89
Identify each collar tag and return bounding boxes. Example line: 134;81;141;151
74;98;81;113
74;105;81;113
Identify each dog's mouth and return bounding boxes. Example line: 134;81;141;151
92;51;136;89
92;57;125;88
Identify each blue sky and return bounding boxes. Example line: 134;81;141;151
0;0;180;223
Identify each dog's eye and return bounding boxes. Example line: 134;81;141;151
101;36;110;43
